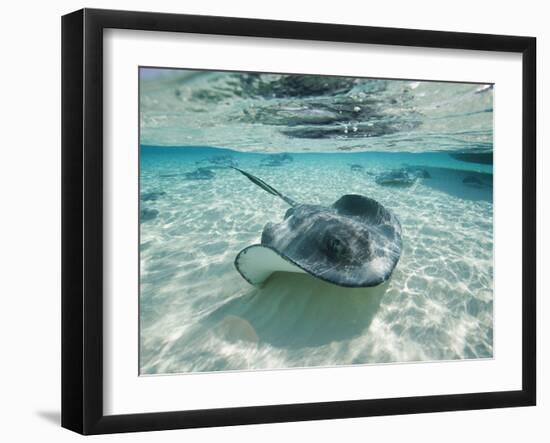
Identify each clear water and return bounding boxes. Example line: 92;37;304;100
139;70;493;375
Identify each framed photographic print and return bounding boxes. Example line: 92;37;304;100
61;8;536;435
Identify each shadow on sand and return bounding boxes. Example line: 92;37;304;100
207;272;388;350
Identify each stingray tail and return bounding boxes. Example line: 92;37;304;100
232;167;297;207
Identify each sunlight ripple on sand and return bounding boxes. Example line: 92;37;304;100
139;150;493;374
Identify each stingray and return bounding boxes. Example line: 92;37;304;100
141;191;166;202
184;167;216;180
197;155;239;168
462;174;492;188
260;153;294;167
374;169;417;187
140;208;159;222
233;168;402;288
403;167;431;179
349;164;365;172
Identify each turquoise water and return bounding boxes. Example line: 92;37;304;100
139;70;493;374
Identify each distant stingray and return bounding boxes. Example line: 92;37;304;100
260;153;293;167
232;168;402;288
184;167;216;180
463;174;492;188
349;164;365;172
198;154;238;168
140;208;159;222
374;169;417;187
404;167;431;179
140;191;166;202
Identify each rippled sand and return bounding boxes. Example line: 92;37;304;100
139;149;493;374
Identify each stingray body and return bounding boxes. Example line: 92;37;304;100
233;168;402;288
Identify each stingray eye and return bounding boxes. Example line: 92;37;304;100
261;222;276;245
286;213;303;229
321;232;352;261
283;207;295;220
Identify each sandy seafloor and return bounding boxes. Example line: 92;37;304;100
139;147;493;374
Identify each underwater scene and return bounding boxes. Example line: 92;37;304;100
139;68;494;374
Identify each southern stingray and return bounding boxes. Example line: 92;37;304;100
233;168;402;288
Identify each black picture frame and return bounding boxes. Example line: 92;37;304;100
61;8;536;435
